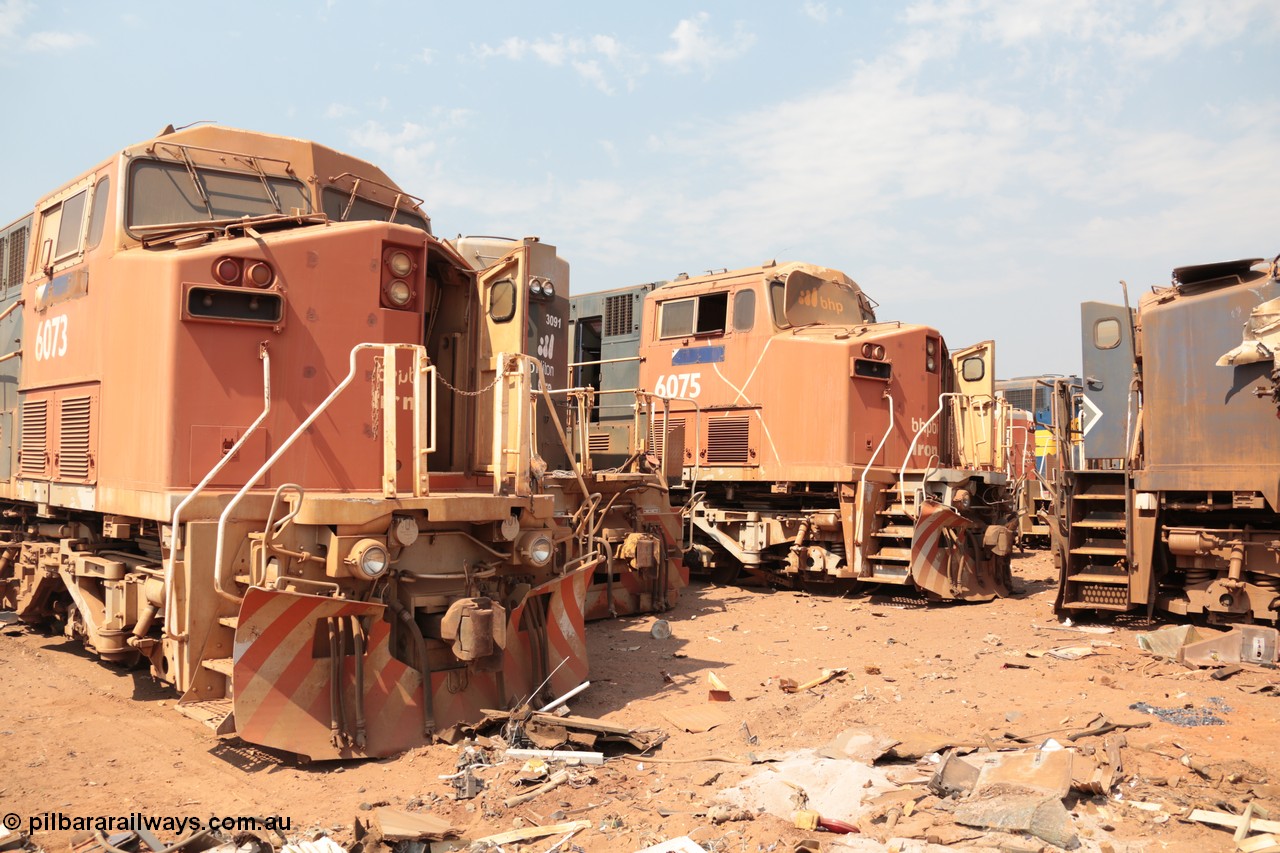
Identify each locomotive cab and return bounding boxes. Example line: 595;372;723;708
1;126;602;760
617;261;1016;598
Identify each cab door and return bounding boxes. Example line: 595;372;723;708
471;245;527;479
468;239;570;479
1078;302;1135;467
950;340;998;469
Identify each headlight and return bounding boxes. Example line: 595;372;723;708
517;532;554;567
529;280;544;296
246;260;274;288
926;355;937;371
346;538;390;579
541;281;555;298
386;279;413;306
213;257;241;285
387;250;414;277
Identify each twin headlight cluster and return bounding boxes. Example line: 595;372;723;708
212;256;275;288
528;276;555;299
341;516;555;581
382;247;418;309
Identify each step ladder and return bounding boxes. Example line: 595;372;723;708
175;605;241;734
1059;471;1131;611
865;483;916;582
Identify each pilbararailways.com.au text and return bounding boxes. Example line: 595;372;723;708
18;813;292;835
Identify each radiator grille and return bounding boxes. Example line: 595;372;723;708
648;417;685;459
588;432;611;453
604;294;633;337
706;416;750;464
1003;388;1033;412
20;399;48;476
4;226;26;289
59;396;92;480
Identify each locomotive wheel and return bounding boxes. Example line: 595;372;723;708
709;559;741;585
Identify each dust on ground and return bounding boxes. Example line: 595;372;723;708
1;551;1276;852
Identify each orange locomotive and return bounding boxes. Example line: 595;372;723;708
0;125;607;760
625;262;1017;597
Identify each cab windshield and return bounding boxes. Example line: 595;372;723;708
322;187;430;234
127;159;311;232
770;269;874;328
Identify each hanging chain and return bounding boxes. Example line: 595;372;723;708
372;354;508;437
438;370;505;398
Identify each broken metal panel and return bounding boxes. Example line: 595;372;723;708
1138;264;1280;507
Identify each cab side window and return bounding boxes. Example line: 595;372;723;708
86;178;111;250
38;176;106;273
733;289;755;332
53;191;87;261
658;292;728;339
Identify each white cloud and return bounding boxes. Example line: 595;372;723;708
417;47;435;64
475;35;529;61
24;30;91;51
341;109;474;190
473;31;642;94
599;139;620;168
592;34;621;61
324;103;354;120
348;121;438;181
572;59;613;94
802;2;829;24
0;0;29;39
531;36;569;66
659;12;756;72
903;0;1280;60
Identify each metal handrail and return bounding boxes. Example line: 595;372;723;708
854;392;894;552
899;392;962;520
166;344;271;636
212;342;427;604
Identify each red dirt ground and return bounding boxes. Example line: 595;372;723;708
2;550;1276;852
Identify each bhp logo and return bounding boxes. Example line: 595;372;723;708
797;288;845;314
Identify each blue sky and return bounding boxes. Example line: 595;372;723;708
3;0;1277;375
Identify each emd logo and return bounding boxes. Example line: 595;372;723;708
797;288;845;314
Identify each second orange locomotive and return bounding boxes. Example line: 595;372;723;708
573;261;1019;598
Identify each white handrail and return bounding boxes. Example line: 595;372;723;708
164;344;271;639
212;342;420;603
899;392;962;520
853;392;894;552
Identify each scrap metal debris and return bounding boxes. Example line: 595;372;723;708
778;667;847;693
1129;696;1232;727
478;706;667;753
